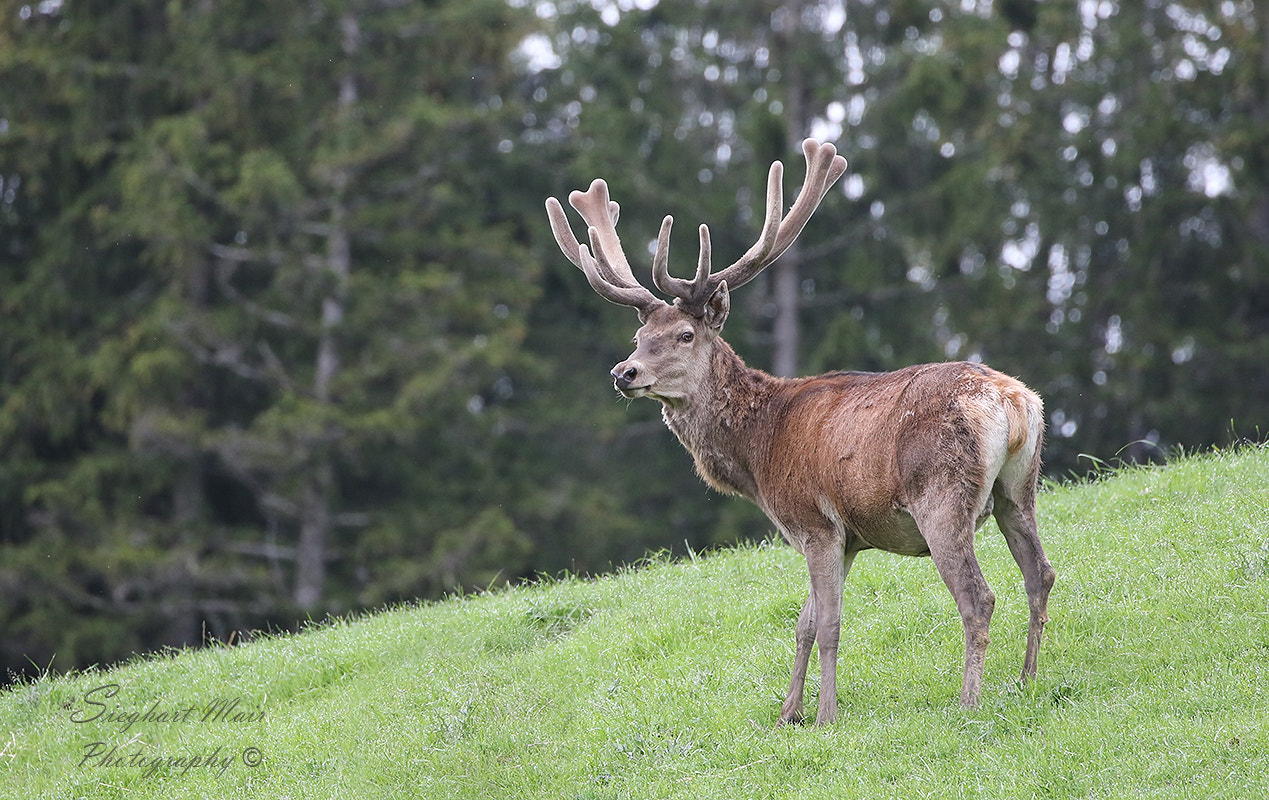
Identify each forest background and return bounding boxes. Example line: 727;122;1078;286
1;0;1265;682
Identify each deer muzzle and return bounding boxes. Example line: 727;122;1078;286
611;360;648;396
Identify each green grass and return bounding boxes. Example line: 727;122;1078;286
4;445;1269;799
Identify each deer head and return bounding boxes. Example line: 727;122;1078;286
546;139;847;401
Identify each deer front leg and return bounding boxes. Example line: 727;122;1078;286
807;541;847;725
774;537;853;726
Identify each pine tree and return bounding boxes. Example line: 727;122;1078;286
0;0;541;678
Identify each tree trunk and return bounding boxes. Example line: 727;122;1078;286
294;460;334;609
771;250;801;378
769;0;811;378
293;12;358;610
164;460;203;645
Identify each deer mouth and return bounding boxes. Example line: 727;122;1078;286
615;382;652;398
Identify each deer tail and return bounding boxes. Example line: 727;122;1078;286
1003;385;1039;457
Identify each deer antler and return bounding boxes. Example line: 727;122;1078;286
659;139;847;310
546;139;847;318
546;179;665;319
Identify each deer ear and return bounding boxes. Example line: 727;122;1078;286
703;280;730;330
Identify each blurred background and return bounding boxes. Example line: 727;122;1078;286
2;0;1265;682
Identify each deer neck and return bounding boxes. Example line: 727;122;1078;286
659;337;782;500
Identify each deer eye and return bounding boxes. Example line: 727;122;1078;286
678;331;694;343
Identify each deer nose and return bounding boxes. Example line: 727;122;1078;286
611;363;639;390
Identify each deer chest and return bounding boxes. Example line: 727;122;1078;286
664;410;759;500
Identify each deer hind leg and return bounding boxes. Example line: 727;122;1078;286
914;493;996;708
778;593;816;726
777;538;855;726
993;488;1055;683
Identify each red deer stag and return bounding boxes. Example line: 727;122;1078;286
545;139;1055;726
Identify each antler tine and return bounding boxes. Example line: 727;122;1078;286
568;180;645;290
548;193;630;290
689;160;784;300
545;196;583;268
707;139;848;294
544;180;663;317
767;139;848;261
577;235;661;314
652;216;713;302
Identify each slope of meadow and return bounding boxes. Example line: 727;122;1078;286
3;446;1268;799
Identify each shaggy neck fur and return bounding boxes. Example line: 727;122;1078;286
658;337;783;500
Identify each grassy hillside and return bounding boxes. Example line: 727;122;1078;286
3;445;1268;799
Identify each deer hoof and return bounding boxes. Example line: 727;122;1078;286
776;710;805;727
